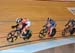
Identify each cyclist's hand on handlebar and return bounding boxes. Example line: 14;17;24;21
11;26;15;28
65;25;67;27
43;25;46;27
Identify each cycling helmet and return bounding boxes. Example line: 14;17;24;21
16;18;23;23
48;17;52;21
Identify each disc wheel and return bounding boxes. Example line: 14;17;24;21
70;28;75;36
22;30;32;40
50;28;56;37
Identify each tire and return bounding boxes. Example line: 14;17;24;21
23;30;32;40
26;30;32;39
50;28;56;37
70;28;75;35
39;28;47;38
7;30;18;42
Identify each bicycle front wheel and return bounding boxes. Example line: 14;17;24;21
39;28;47;39
7;30;18;42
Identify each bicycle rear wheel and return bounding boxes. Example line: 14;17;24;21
22;30;32;40
70;28;75;35
50;28;56;37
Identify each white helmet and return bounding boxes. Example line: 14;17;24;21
16;18;23;23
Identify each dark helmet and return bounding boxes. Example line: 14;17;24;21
48;17;52;21
16;18;23;23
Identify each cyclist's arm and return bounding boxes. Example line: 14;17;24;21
11;24;19;28
43;21;49;27
65;20;70;26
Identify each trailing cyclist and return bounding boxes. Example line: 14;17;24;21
44;17;56;37
62;18;75;36
65;18;75;29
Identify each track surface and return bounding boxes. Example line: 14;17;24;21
0;0;75;50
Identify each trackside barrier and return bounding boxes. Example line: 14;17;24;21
0;38;75;53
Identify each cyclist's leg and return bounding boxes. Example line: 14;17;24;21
24;21;31;31
22;21;31;36
23;26;29;33
48;24;55;37
23;26;30;36
20;23;27;31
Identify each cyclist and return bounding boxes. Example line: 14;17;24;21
65;18;75;28
16;18;31;35
45;17;56;37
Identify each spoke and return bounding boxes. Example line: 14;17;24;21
11;37;14;42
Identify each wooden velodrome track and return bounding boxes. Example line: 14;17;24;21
0;0;75;50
